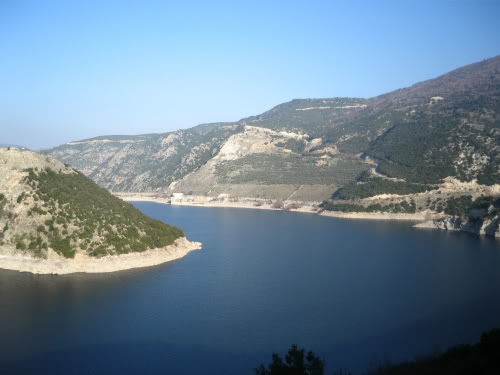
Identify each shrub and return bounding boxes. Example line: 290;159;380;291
285;203;302;210
272;200;284;209
333;178;437;200
16;192;25;203
16;239;26;250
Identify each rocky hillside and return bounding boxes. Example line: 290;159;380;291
48;124;241;192
47;56;499;204
0;148;188;265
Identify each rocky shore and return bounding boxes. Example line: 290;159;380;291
116;193;439;220
319;211;440;221
116;193;320;214
0;237;202;275
415;217;500;238
116;192;447;220
115;193;500;239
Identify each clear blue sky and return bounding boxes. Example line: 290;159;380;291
1;0;499;149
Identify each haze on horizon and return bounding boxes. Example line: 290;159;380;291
1;0;499;149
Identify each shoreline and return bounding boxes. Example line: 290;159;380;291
0;237;202;275
116;193;440;221
172;201;320;214
319;211;439;221
116;193;320;214
115;193;499;239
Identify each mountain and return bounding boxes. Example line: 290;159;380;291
45;56;500;237
0;147;200;274
48;56;499;201
47;124;241;192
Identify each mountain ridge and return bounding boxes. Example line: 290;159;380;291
45;56;500;236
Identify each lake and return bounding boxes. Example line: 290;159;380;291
1;202;499;374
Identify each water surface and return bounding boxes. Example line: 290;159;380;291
1;203;499;374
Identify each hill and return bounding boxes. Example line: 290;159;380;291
0;147;201;274
46;56;500;236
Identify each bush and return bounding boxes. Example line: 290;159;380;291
285;203;302;210
16;192;25;203
322;199;416;214
272;200;284;209
16;240;26;250
444;195;473;216
333;178;437;200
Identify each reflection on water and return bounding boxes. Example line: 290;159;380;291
0;203;499;374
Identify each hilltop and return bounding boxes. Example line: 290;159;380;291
0;148;201;274
46;56;500;237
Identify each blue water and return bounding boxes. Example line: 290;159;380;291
1;202;499;374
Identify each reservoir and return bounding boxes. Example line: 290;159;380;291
1;202;499;374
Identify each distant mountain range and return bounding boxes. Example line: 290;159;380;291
43;55;500;237
47;56;499;201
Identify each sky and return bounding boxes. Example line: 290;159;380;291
1;0;499;149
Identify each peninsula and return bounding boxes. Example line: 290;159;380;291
0;148;201;274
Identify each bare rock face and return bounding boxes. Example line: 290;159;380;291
47;125;242;192
418;214;500;238
0;148;199;274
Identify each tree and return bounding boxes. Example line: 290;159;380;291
255;345;324;375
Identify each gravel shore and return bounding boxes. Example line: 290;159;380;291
0;237;202;275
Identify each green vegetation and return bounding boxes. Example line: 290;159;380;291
46;56;499;198
325;109;407;154
323;200;417;214
443;195;474;216
242;98;370;138
255;344;325;375
441;195;499;217
16;192;25;203
255;329;500;375
215;153;369;186
324;194;500;217
365;328;500;375
49;235;75;258
333;178;437;200
22;168;183;258
0;194;6;218
366;96;500;185
274;138;306;153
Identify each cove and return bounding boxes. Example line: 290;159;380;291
0;202;499;374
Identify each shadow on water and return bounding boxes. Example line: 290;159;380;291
1;341;263;375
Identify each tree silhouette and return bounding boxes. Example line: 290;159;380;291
255;345;324;375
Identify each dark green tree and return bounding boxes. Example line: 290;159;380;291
255;345;324;375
